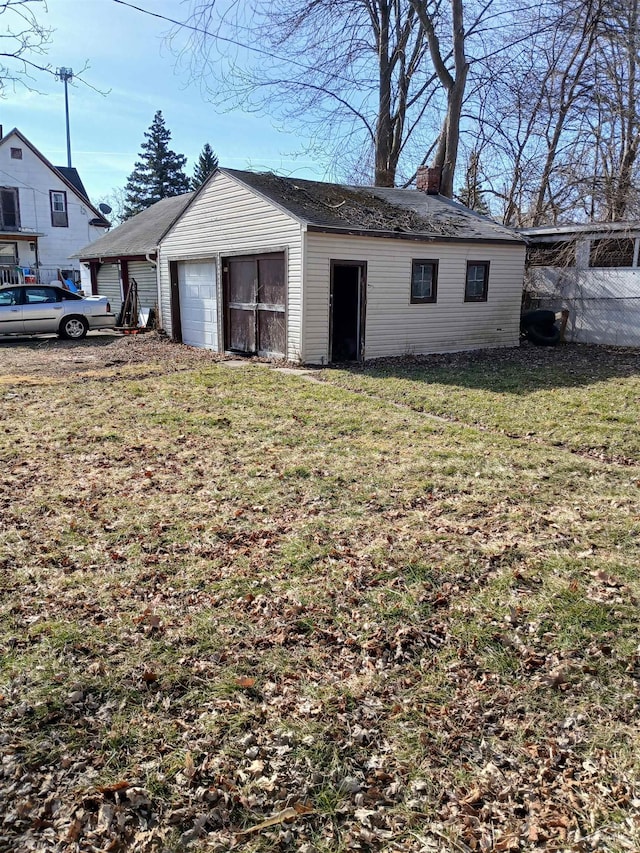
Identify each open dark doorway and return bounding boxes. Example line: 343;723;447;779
330;261;366;362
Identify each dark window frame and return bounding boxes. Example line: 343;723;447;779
588;237;635;268
527;241;576;267
50;190;69;228
0;187;20;230
410;259;439;304
10;148;22;160
464;261;490;302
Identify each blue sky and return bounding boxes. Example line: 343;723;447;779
3;0;323;204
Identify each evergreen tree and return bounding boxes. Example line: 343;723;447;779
192;143;219;190
457;150;490;216
123;111;191;219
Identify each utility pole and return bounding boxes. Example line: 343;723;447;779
56;67;74;168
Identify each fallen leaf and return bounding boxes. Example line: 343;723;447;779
97;780;130;794
184;751;196;779
65;818;83;842
237;803;314;836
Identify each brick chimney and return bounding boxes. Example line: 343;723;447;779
416;165;441;195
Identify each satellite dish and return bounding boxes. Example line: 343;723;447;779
99;203;112;215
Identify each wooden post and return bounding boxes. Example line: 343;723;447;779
559;309;570;341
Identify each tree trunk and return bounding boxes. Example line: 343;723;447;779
608;0;639;220
374;1;395;186
411;0;468;197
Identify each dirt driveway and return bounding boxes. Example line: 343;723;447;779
0;331;637;385
0;331;225;377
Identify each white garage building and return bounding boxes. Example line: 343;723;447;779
157;167;525;363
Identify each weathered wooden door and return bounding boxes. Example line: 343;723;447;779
223;253;286;357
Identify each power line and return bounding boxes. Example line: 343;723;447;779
111;0;356;85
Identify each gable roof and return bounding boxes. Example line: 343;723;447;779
72;192;195;259
56;166;89;202
221;168;523;244
0;128;109;227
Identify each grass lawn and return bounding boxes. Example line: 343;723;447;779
319;344;640;464
1;339;639;852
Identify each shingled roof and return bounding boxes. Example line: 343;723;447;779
222;169;522;244
56;167;90;203
73;193;194;259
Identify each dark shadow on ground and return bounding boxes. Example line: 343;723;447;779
338;342;640;395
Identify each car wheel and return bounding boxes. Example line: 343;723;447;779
59;316;89;340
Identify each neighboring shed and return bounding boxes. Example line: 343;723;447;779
157;167;525;363
73;193;193;317
522;222;640;347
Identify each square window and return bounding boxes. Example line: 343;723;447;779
411;259;438;303
10;148;22;160
0;242;18;265
465;261;489;302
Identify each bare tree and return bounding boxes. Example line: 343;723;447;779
170;0;527;192
591;0;640;220
408;0;469;197
456;148;489;213
474;0;603;224
475;0;640;225
530;1;601;224
169;0;640;219
0;0;52;94
171;0;440;187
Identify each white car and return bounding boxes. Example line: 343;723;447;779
0;283;116;340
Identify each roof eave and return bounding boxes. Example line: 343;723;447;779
0;229;44;239
77;252;157;263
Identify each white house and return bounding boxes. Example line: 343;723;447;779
522;222;640;347
73;193;193;318
0;127;109;286
157;167;526;364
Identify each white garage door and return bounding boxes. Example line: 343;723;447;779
177;260;217;350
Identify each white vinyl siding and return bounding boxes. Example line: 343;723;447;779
128;261;158;314
96;263;123;312
303;232;525;363
0;131;107;276
158;172;303;360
